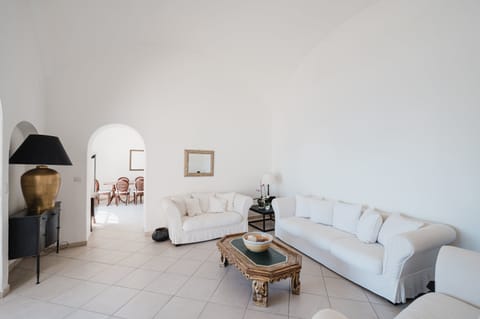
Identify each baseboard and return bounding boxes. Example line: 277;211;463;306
0;285;10;298
43;240;87;254
8;240;88;272
8;259;23;272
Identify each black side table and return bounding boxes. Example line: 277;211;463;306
248;205;275;232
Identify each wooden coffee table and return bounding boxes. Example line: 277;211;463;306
217;233;302;307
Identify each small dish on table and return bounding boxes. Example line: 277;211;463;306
242;232;273;253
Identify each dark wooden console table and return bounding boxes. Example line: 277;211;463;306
249;205;275;232
9;202;61;284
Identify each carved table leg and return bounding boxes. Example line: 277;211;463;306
220;253;229;267
291;272;301;295
252;280;268;307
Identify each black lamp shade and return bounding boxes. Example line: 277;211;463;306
9;134;72;166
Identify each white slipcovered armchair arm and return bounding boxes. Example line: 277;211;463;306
272;197;295;220
383;224;456;278
436;246;480;308
161;198;183;242
233;193;253;219
312;309;349;319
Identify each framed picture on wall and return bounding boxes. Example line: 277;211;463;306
129;149;145;171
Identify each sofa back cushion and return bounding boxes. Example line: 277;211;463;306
377;214;424;246
192;192;214;212
185;198;203;216
295;195;311;218
216;192;236;211
208;195;227;213
332;202;362;234
309;198;334;225
356;208;383;243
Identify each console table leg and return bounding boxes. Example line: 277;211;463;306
291;272;300;295
36;255;40;284
252;280;268;307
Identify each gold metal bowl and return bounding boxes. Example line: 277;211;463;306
242;232;273;253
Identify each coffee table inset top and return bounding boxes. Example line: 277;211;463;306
217;233;302;307
230;237;287;267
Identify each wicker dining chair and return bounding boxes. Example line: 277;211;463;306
93;179;112;206
114;177;130;205
134;176;144;204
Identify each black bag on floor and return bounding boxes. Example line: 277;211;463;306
152;227;169;242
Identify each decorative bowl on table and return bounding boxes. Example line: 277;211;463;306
242;232;273;253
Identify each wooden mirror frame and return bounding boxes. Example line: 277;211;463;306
184;149;214;177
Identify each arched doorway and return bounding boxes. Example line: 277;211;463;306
86;124;146;238
5;121;38;291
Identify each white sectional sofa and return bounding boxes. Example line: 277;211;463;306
272;196;456;303
161;192;253;245
313;246;480;319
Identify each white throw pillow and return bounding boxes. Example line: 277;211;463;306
185;198;203;217
208;195;227;213
295;195;311;218
191;192;213;212
309;198;334;225
332;202;362;234
216;192;235;211
356;209;383;243
377;214;424;246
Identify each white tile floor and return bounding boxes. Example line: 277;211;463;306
3;204;409;319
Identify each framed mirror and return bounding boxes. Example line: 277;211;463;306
129;149;145;171
184;149;214;177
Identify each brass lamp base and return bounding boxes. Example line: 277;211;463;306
21;165;61;214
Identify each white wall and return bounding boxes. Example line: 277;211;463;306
27;0;376;245
0;0;47;295
90;125;145;189
272;0;480;250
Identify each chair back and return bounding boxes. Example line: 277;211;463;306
116;178;130;192
135;176;144;191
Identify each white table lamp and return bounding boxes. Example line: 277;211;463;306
261;173;276;196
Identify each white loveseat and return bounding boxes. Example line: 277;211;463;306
272;196;456;303
161;192;253;245
313;246;480;319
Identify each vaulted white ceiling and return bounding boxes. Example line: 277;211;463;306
28;0;379;101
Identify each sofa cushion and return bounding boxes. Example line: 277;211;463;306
216;192;236;211
377;214;424;246
208;195;227;213
182;211;242;232
307;225;355;251
330;237;384;274
295;195;311;218
309;198;334;225
278;217;354;251
277;217;315;237
356;209;383;244
185;198;203;217
192;192;214;212
395;292;480;319
332;202;362;234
